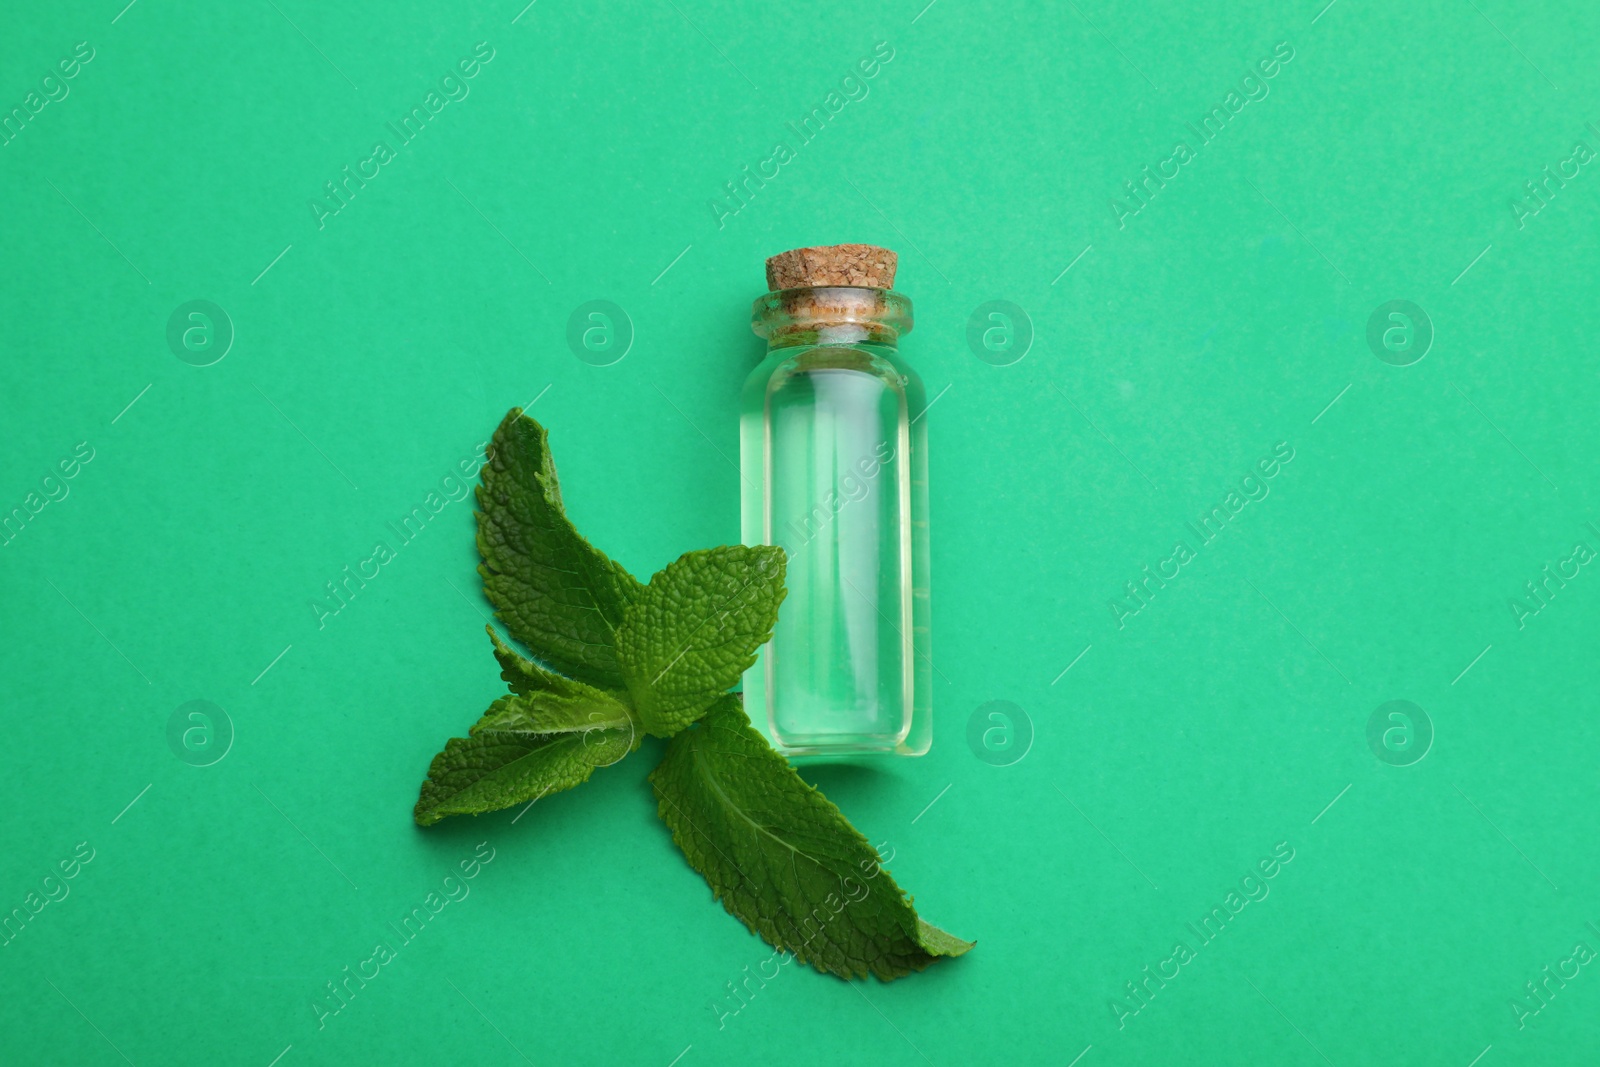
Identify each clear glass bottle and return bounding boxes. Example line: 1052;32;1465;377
740;284;931;757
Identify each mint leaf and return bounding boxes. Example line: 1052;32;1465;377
649;696;973;980
470;686;636;739
486;626;597;698
477;408;644;689
413;687;638;826
616;545;786;738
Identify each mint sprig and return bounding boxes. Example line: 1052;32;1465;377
413;407;972;980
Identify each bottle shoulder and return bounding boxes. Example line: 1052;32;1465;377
743;344;924;398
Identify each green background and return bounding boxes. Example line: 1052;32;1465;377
3;0;1598;1063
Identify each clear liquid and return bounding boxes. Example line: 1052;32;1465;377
740;343;931;757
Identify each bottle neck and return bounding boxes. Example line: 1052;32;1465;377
752;287;913;352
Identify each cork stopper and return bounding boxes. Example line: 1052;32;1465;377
765;243;898;291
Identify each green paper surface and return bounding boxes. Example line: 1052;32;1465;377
3;1;1598;1064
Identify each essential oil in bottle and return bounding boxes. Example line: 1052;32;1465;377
740;244;931;757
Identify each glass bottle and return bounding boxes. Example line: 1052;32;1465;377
740;278;931;757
